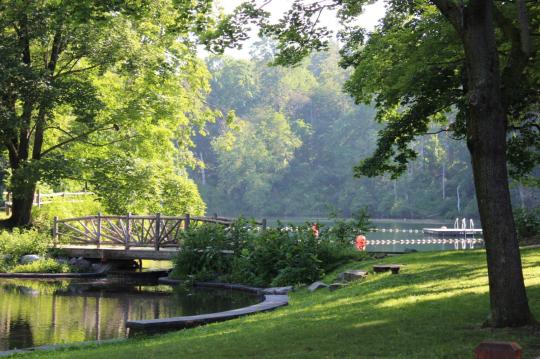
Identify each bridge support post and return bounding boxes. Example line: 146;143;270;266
185;213;190;229
97;212;102;249
155;213;161;251
53;216;59;247
125;213;131;250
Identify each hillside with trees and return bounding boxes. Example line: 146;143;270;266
192;44;539;219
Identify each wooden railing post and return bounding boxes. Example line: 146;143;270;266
185;213;190;229
125;213;131;250
96;212;102;248
52;216;59;247
5;192;10;216
155;213;161;251
213;213;218;224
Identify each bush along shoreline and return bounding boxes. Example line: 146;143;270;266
0;229;94;274
170;212;372;287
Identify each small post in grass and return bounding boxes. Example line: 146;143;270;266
474;341;522;359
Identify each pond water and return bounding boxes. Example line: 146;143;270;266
365;219;483;252
268;217;484;253
0;278;259;351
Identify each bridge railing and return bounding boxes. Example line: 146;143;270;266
53;213;265;251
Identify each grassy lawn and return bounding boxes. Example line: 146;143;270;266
20;248;540;358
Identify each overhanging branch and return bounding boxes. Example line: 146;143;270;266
40;124;120;157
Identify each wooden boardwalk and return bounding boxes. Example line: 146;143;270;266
54;214;264;261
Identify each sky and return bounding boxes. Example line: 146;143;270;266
214;0;387;59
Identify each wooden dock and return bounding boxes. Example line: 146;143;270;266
422;227;483;236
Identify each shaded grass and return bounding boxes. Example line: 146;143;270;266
18;249;540;358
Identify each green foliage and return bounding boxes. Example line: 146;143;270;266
10;258;71;274
171;219;368;287
211;109;302;212
215;1;540;182
171;222;235;282
31;195;103;231
197;2;540;222
514;208;540;240
324;208;371;245
196;48;529;219
0;229;51;268
0;0;221;226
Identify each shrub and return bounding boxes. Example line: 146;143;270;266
514;208;540;240
323;208;372;245
31;195;103;232
172;217;370;287
170;222;236;281
0;229;51;267
11;258;71;273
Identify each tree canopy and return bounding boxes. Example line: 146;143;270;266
0;0;225;224
204;0;540;327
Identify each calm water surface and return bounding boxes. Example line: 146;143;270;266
269;217;484;252
0;278;259;351
365;219;483;252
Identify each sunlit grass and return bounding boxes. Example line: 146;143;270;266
21;249;540;358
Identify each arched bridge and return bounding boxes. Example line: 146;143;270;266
53;213;266;261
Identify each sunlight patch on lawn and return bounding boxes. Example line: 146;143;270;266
350;319;388;329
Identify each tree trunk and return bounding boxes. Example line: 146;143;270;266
463;0;534;327
7;184;36;228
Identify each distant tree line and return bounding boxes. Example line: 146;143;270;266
193;43;539;219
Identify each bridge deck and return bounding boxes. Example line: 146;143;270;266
58;246;179;260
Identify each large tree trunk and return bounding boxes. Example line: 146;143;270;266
7;184;36;228
463;0;534;327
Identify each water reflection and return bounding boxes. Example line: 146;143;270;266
0;278;258;351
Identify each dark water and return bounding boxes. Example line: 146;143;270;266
0;278;259;351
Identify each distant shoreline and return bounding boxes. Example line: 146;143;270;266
263;217;456;225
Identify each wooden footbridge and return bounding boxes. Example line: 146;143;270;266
53;213;266;261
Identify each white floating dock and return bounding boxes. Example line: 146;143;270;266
423;228;483;236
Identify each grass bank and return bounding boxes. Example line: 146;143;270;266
21;249;540;358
